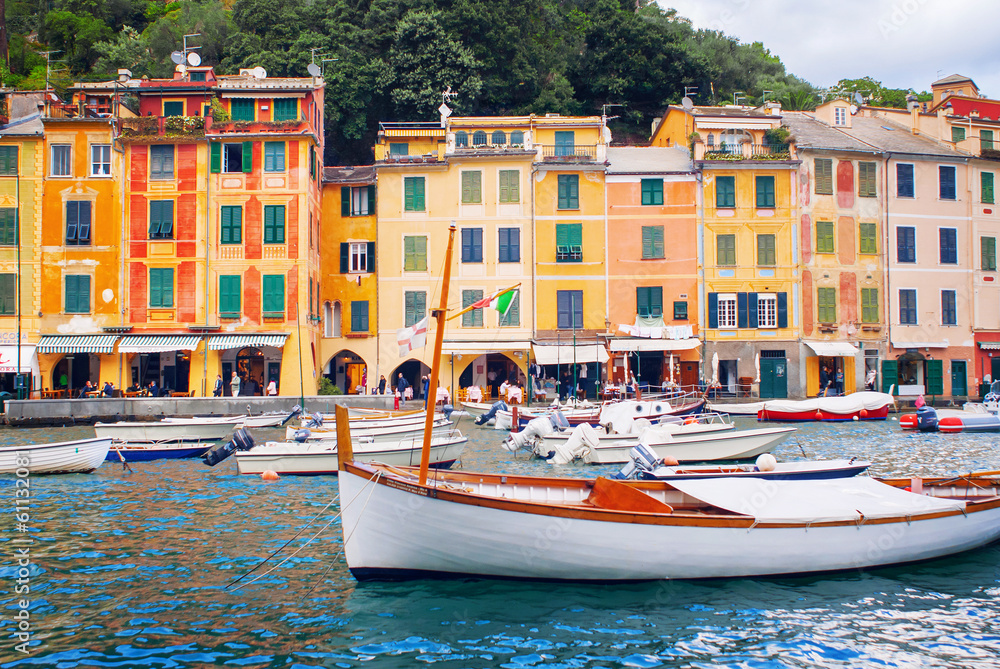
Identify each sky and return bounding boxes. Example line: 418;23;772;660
660;0;1000;97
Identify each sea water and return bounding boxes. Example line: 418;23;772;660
0;416;998;668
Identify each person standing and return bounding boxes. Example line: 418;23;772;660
819;366;830;397
378;375;387;394
213;374;223;397
396;373;409;398
230;371;241;397
487;369;497;398
267;378;277;396
835;367;844;396
422;374;431;408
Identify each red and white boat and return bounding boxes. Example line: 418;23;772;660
758;392;893;422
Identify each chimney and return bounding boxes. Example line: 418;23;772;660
908;95;919;134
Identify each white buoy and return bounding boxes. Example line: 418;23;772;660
755;453;777;472
852;415;859;421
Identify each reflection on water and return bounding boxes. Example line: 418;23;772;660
0;417;997;667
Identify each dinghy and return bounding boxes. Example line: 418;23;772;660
0;437;112;474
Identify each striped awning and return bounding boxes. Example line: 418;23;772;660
36;335;119;354
117;335;203;353
209;334;288;351
979;342;1000;350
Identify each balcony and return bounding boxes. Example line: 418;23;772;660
697;142;794;162
46;101;113;119
539;145;599;162
209;120;310;135
120;116;205;139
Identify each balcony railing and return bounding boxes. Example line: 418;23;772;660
120;116;206;138
699;142;792;161
47;102;113;119
540;145;598;161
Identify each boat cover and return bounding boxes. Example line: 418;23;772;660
667;477;966;524
760;391;894;416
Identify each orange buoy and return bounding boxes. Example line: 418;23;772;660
684;416;697;425
859;409;869;419
261;470;280;481
814;410;823;421
661;456;679;466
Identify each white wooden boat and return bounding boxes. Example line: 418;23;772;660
298;412;443;432
94;419;237;443
235;431;467;475
285;417;451;443
339;459;1000;581
0;437;112;474
460;401;494;416
635;459;872;481
706;401;765;416
162;413;289;428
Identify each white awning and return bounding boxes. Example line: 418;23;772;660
609;338;701;352
117;335;203;354
979;342;1000;350
890;339;949;349
0;345;35;373
209;334;289;351
532;344;609;365
36;335;118;354
804;341;859;357
443;341;532;356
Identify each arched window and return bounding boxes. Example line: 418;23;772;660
332;301;342;337
473;130;487;146
492;130;506;145
706;133;715;147
323;301;333;337
455;131;468;147
510;130;524;145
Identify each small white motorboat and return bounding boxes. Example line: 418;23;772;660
286;417;452;443
94;419;238;443
0;437;112;474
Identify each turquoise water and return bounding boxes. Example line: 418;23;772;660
1;416;999;667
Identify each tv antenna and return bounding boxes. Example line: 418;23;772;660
183;33;201;65
684;86;698;98
39;50;63;90
733;91;746;106
601;103;623;121
762;90;774;103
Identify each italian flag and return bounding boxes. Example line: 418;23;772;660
470;287;518;317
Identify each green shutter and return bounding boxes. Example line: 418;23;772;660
405;177;425;211
639;286;663;316
817;221;834;253
499;170;518;203
926;359;944;395
0;146;18;176
210;143;221;173
716;176;735;208
65;275;90;314
952;126;965;143
0;208;17;246
755;176;775;208
815;159;832;194
241;141;253;173
859;223;877;254
983;237;997;271
221;206;242;244
220;275;241;317
149;268;173;308
817;287;836;323
462;171;481;204
861;288;878;323
717;234;735;266
0;274;14;315
273;98;297;122
757;234;775;265
341;187;351;216
881;360;897;394
557;175;579;209
982;172;994;204
262;275;285;315
982;129;995;151
641;179;663;205
641;225;664;258
264;205;285;244
351;301;369;331
859;162;877;197
264;142;284;172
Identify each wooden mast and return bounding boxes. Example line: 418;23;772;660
419;225;457;485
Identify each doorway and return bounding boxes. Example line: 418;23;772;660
951;360;967;397
760;358;787;398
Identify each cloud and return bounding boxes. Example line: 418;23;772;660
661;0;1000;95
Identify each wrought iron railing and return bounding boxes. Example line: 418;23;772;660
540;145;598;161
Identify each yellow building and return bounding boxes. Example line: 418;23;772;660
652;103;800;397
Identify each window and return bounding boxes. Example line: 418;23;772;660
897;164;915;197
148;201;174;239
500;291;520;326
65;201;91;245
230;98;255;122
0;146;17;176
163;100;183;117
815;159;833;194
636;286;663;318
149;268;174;308
0;209;16;246
219;275;241;318
342;185;375;216
899;289;917;325
461;171;482;204
673;301;688;320
272;98;297;122
389;142;408;156
982;129;995;151
642;226;664;259
557;290;583;329
834;107;847;126
939;165;957;200
816;221;835;254
344;241;370;273
716;175;735;208
462;290;484;327
309;145;316;179
641;179;663;205
717;294;737;329
940;228;957;264
499;170;519;203
473;131;487;147
404;291;426;327
403;235;427;271
983;237;997;271
817;287;837;323
264;142;285;172
91;144;111;176
492;130;506;145
64;275;90;314
554;131;575;156
859;223;877;255
758;293;777;328
510;130;524;145
264;205;285;244
982;171;995;204
461;228;483;263
858;161;877;197
755;175;775;208
952;126;966;143
150;145;174;180
0;274;14;315
51;145;71;176
455;131;468;147
190;71;206;82
716;233;736;266
861;288;878;323
220;206;242;244
499;227;520;263
262;275;285;317
757;233;775;266
404;176;425;212
223;142;251;174
556;223;582;262
350;301;368;332
897;226;916;262
557;174;579;209
942;290;957;325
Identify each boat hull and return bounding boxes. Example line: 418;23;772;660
757;392;893;422
578;427;797;464
638;459;871;481
0;438;112;474
94;420;235;443
340;466;1000;582
234;436;467;475
106;443;214;461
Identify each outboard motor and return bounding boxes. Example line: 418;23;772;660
441;404;455;419
202;428;256;467
280;405;303;426
304;412;324;428
503;414;558;452
292;429;311;443
612;443;661;480
916;405;939;432
475;401;508;426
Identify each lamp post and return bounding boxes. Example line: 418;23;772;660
571;292;577;400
